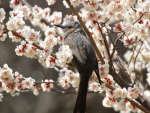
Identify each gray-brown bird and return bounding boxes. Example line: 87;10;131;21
55;21;101;113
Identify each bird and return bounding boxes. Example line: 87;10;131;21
55;21;101;113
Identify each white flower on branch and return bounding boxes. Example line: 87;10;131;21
114;87;127;99
136;8;145;19
3;81;18;94
127;86;140;99
50;11;62;25
45;27;56;37
46;0;56;5
104;89;118;107
43;35;57;50
6;17;25;31
58;69;79;88
56;45;73;68
63;14;77;25
99;83;106;93
43;8;51;18
70;0;81;7
99;63;109;79
66;70;80;88
82;0;99;10
113;22;125;32
0;64;14;83
59;75;70;89
32;5;45;20
15;41;26;56
89;82;99;92
41;79;54;92
37;50;50;67
45;55;56;68
106;89;114;98
102;97;114;108
33;86;39;96
57;36;63;44
114;12;123;21
8;31;21;42
0;64;58;99
0;24;4;35
22;26;41;44
24;44;37;58
121;0;136;8
123;34;136;47
0;64;23;94
144;90;150;103
0;33;7;41
113;99;126;112
0;93;3;101
0;8;6;22
126;102;133;111
22;77;35;90
104;74;115;86
20;5;31;17
79;9;88;22
10;0;22;8
9;9;24;18
62;1;69;8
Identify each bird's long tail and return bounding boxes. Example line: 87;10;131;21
94;61;101;84
73;77;89;113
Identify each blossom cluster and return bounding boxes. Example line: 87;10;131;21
3;0;73;68
0;64;55;101
58;68;80;89
102;84;144;113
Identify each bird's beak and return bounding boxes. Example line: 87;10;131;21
54;24;66;29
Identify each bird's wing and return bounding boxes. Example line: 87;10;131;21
64;32;89;66
73;45;87;64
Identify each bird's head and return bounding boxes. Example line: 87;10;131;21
55;21;81;33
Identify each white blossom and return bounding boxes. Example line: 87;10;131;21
46;0;56;5
22;77;35;89
102;97;112;108
56;45;73;68
0;8;6;22
89;82;99;92
43;35;57;50
50;12;62;25
41;79;54;92
10;0;22;8
0;93;3;101
45;55;56;68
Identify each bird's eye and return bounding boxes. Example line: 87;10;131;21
68;26;72;28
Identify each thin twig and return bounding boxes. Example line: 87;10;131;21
133;12;146;25
35;81;59;84
97;22;111;60
111;32;125;58
132;47;142;86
